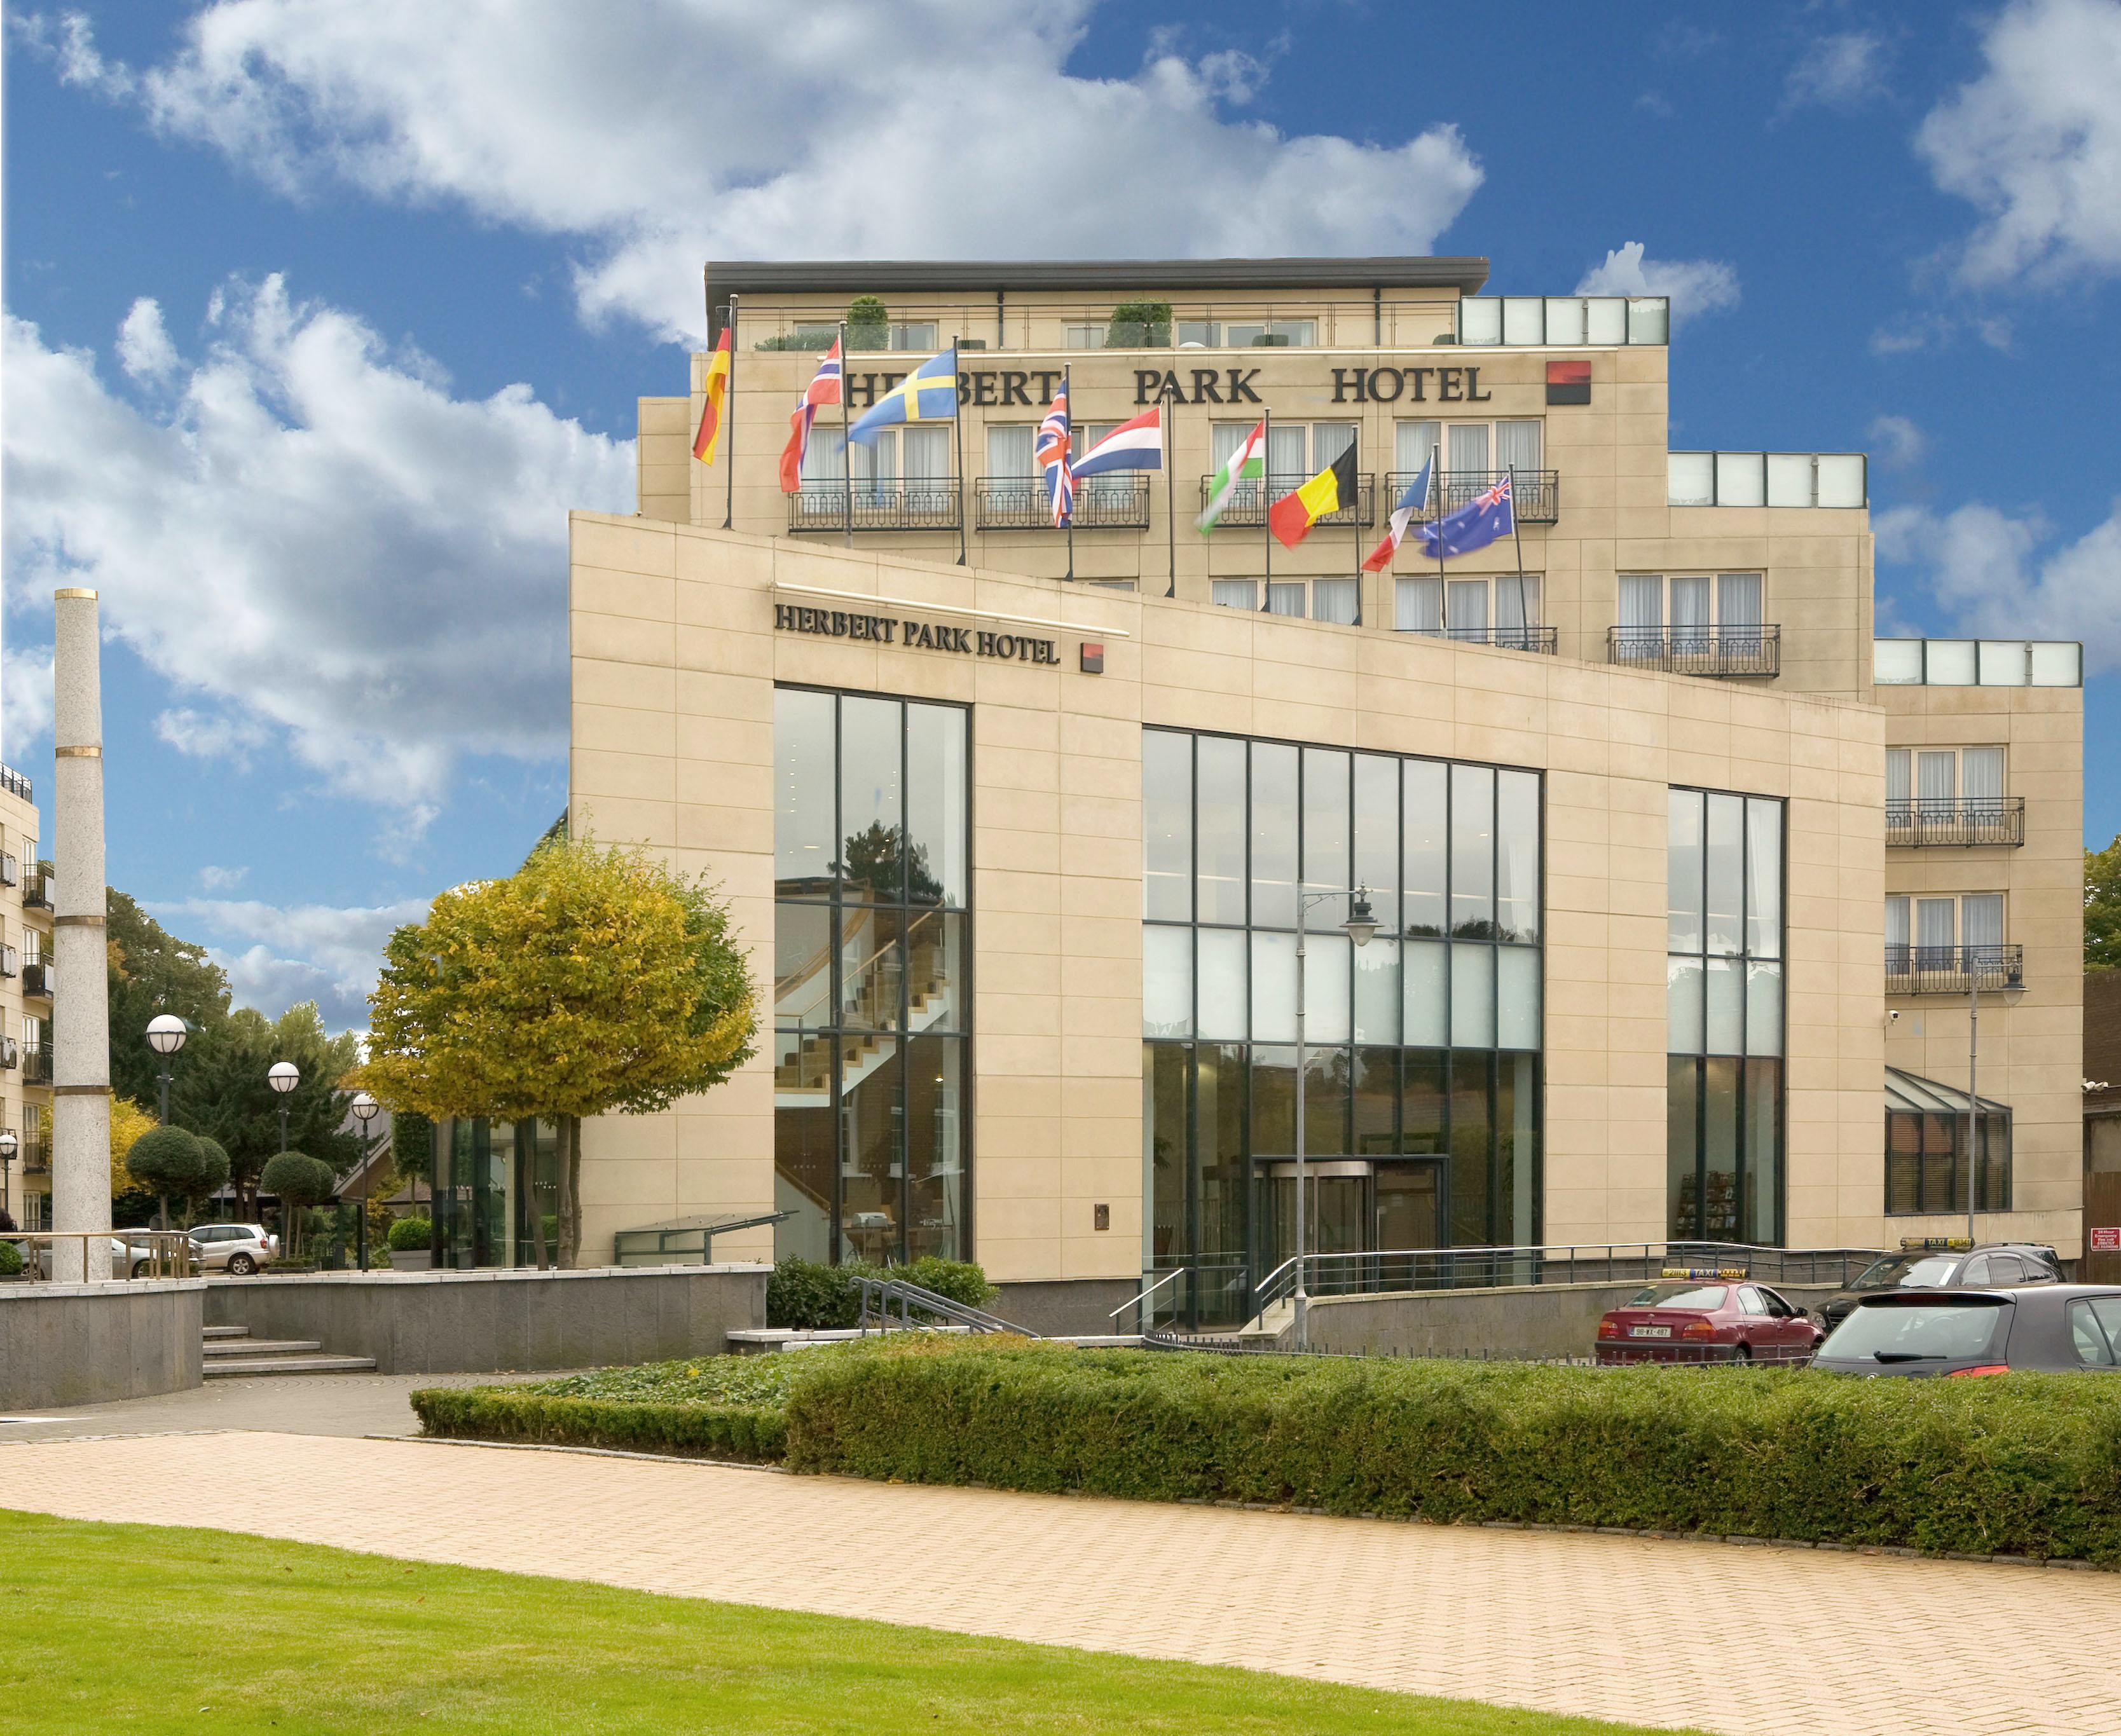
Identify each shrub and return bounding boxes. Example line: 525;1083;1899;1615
411;1386;786;1463
845;294;889;348
387;1215;433;1252
126;1125;205;1227
783;1343;2121;1566
1106;300;1172;347
260;1152;338;1257
0;1240;22;1278
189;1137;231;1211
765;1256;998;1329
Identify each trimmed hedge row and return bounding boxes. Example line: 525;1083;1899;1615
411;1386;786;1462
765;1256;996;1329
782;1342;2121;1565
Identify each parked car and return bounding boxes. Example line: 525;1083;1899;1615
1812;1285;2121;1376
34;1236;198;1279
188;1222;279;1275
1815;1238;2062;1332
1595;1270;1825;1365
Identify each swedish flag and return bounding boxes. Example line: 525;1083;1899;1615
846;346;959;443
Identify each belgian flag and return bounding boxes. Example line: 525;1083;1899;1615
1267;446;1358;549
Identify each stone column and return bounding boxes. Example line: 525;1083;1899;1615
51;588;111;1282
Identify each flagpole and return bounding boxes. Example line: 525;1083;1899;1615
723;294;738;531
1508;463;1528;648
1432;447;1446;629
1163;385;1176;600
1062;364;1074;584
1260;406;1273;613
839;322;854;551
954;334;968;567
1352;425;1363;627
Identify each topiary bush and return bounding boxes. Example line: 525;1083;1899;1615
189;1137;231;1215
0;1240;23;1278
260;1151;338;1257
126;1125;205;1230
411;1386;787;1462
1106;299;1172;347
387;1215;434;1252
845;294;889;349
766;1255;999;1329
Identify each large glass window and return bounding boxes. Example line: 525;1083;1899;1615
773;687;970;1266
1142;728;1543;1319
1666;788;1783;1244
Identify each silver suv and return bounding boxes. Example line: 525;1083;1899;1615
189;1223;279;1275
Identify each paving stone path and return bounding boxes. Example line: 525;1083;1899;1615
4;1428;2114;1735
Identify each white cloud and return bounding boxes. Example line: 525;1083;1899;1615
154;893;431;1030
1783;32;1888;112
1916;0;2121;287
2;278;633;831
116;297;179;381
33;1;1484;343
1;641;55;758
1574;243;1740;327
1868;413;1925;470
198;864;250;891
1877;496;2121;670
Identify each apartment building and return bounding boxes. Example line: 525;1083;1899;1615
0;763;53;1231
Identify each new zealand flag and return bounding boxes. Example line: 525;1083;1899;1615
1417;470;1514;560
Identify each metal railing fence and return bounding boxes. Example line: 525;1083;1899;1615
854;1275;1039;1337
1197;474;1376;528
974;475;1151;530
1885;798;2025;849
786;482;961;533
1885;943;2025;995
1383;468;1559;524
1608;624;1781;678
4;1229;198;1283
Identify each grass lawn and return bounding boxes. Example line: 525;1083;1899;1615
0;1508;1698;1735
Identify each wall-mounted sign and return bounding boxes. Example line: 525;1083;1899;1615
773;602;1061;666
834;364;1500;411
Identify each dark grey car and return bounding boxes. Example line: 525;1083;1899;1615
1815;1241;2062;1333
1812;1285;2121;1377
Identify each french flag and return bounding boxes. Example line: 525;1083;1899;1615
1073;406;1162;477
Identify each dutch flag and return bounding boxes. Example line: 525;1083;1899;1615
1072;406;1163;477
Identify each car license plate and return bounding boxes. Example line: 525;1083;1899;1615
1628;1325;1672;1339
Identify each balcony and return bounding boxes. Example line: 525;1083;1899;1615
0;765;29;802
1385;468;1558;526
1609;624;1780;678
0;1035;17;1069
22;1042;50;1086
22;962;51;999
0;854;15;887
1198;474;1375;529
1886;945;2024;996
1887;798;2026;849
975;475;1151;530
1399;625;1558;655
786;482;960;534
22;1136;49;1174
22;866;51;912
0;945;15;979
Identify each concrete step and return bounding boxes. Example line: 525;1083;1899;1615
203;1353;376;1378
203;1337;320;1358
202;1326;250;1340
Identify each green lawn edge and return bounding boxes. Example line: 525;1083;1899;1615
0;1507;1701;1736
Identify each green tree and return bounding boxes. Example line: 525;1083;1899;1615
357;835;757;1268
845;294;889;348
259;1151;336;1259
2089;836;2121;971
189;1137;233;1222
106;890;232;1109
126;1125;205;1232
172;1003;362;1218
1107;299;1172;346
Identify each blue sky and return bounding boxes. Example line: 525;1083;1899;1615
4;0;2118;1030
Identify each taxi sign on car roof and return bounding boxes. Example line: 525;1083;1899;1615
1660;1266;1747;1280
1898;1236;1973;1252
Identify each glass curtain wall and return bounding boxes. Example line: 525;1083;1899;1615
1666;789;1784;1244
774;687;970;1266
1143;728;1542;1322
431;1118;560;1268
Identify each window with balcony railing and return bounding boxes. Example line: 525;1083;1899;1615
20;866;50;910
1884;945;2024;995
1885;746;2022;846
0;854;16;887
22;1042;50;1086
973;475;1150;530
1610;624;1780;677
21;961;51;999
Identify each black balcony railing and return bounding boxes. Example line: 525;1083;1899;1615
1609;624;1780;678
974;475;1151;530
22;961;51;999
1198;473;1376;528
0;765;29;802
21;867;51;911
1385;468;1560;524
21;1137;49;1174
1886;798;2026;849
786;482;961;533
1398;625;1558;655
1886;944;2024;995
22;1042;51;1086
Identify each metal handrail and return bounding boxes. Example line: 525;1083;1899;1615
854;1275;1039;1337
1383;467;1560;524
1607;624;1781;677
786;481;962;533
975;474;1151;530
1886;944;2024;995
4;1229;200;1283
1248;1240;1886;1317
1885;797;2026;849
1197;472;1377;528
1397;625;1558;654
1109;1265;1190;1327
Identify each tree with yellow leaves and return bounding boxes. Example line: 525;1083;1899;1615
109;1097;159;1202
356;835;756;1268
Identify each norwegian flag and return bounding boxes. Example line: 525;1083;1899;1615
1036;378;1073;527
778;340;844;495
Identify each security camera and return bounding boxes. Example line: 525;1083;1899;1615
1888;1009;1900;1023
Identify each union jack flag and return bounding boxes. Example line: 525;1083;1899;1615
1036;379;1073;528
778;339;844;495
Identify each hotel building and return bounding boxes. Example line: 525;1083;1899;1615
0;762;53;1231
525;257;2083;1327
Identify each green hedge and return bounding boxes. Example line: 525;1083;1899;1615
765;1256;997;1329
782;1343;2121;1565
410;1386;786;1463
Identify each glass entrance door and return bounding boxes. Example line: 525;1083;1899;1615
1375;1161;1442;1250
1256;1160;1373;1294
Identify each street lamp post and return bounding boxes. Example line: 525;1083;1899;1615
268;1061;299;1154
146;1015;188;1124
1292;886;1378;1352
0;1128;16;1227
350;1091;380;1270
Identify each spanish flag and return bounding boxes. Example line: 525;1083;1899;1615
692;327;732;465
1267;446;1358;549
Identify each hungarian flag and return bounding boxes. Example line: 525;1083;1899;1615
692;327;732;465
1196;418;1265;531
1268;446;1359;549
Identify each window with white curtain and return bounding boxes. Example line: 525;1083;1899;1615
985;425;1036;479
1446;423;1490;472
1888;892;2009;971
1394;420;1441;474
1312;578;1358;625
1211;580;1258;612
1494;420;1542;475
1395;576;1541;637
1961;894;2004;951
1397;577;1443;632
1446;580;1489;634
1494;576;1542;634
1619;575;1767;637
1266;582;1306;617
1886;749;1911;807
1961;747;2004;800
1619;575;1663;628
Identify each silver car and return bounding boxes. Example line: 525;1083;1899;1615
188;1222;279;1275
31;1236;195;1279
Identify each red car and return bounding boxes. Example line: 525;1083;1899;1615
1595;1269;1825;1365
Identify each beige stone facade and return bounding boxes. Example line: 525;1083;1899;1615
566;257;2083;1298
0;767;52;1229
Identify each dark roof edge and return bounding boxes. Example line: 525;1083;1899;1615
704;257;1491;300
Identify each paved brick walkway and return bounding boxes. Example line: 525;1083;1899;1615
3;1430;2111;1736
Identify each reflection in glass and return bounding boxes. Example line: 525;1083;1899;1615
1451;942;1495;1049
774;903;832;1032
1251;1046;1297;1155
1302;748;1350;897
1196;735;1247;925
1143;925;1193;1038
1143;730;1193;921
1354;755;1400;931
1251;932;1298;1044
1450;1051;1492;1244
1745;960;1782;1057
1195;928;1247;1041
1304;933;1350;1044
1702;1057;1740;1240
1197;1044;1247;1257
1303;1046;1350;1156
1352;938;1399;1044
839;1040;903;1263
1745;800;1781;958
1450;765;1495;936
837;906;903;1030
1499;1053;1538;1247
1705;794;1744;955
1745;1058;1780;1243
1403;760;1447;936
1496;771;1541;942
774;687;835;896
1668;789;1703;951
907;910;963;1033
774;1035;835;1264
1401;1049;1446;1154
1145;1042;1189;1264
906;1035;964;1261
1497;947;1541;1051
1354;1047;1397;1154
1705;957;1743;1055
1403;938;1448;1048
1250;743;1298;928
839;695;903;903
906;702;967;906
1667;957;1704;1055
1667;1056;1700;1238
